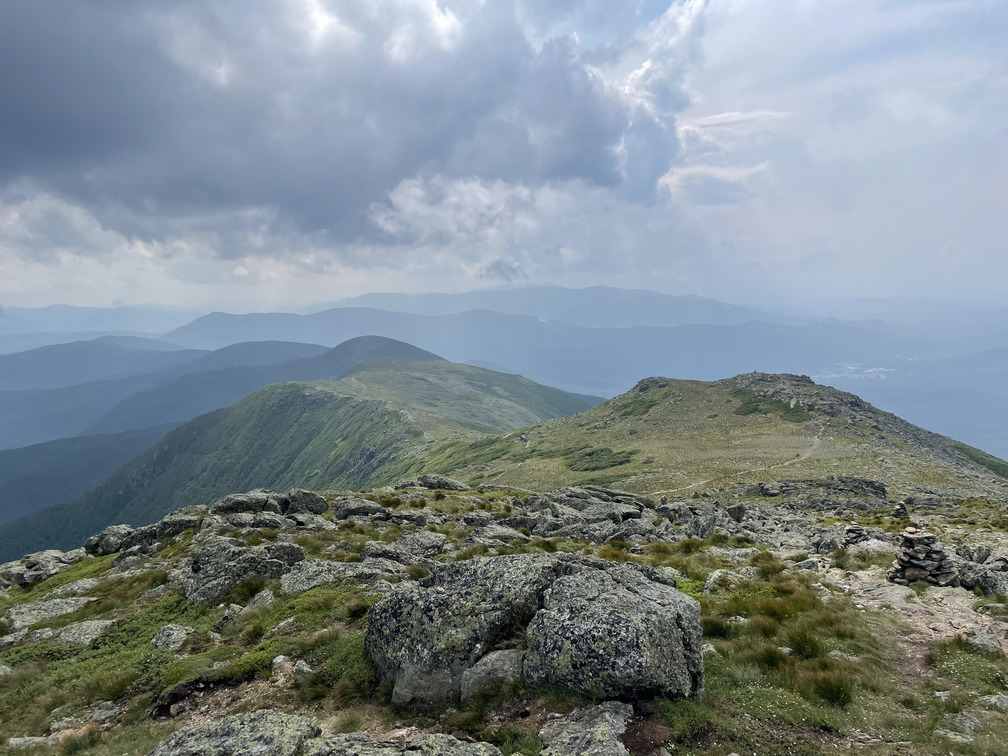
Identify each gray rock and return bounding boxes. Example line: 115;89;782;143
293;659;314;683
49;578;100;598
364;530;448;564
284;489;329;515
941;712;983;736
3;597;96;632
289;512;337;531
978;694;1008;710
539;702;633;756
252;511;298;530
280;558;400;594
151;624;196;651
209;490;283;516
85;524;135;556
416;474;469;491
725;503;746;523
8;736;60;750
470;523;529;547
0;549;83;588
57;619;115;646
460;649;524;702
0;664;10;675
965;630;1003;656
146;710;320;756
245;589;276;612
302;733;500;756
703;570;745;595
525;562;703;700
332;496;388;521
365;554;701;709
169;538;304;605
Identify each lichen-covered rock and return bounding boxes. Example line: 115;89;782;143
169;538;304;605
416;474;470;491
284;489;328;515
209;490;284;516
366;554;564;708
365;554;702;709
85;524;135;556
49;578;101;598
331;496;388;522
363;530;447;564
0;549;84;588
151;624;195;651
57;619;114;646
146;710;320;756
302;733;500;756
538;702;633;756
524;562;703;700
3;597;96;632
280;558;400;594
460;649;524;702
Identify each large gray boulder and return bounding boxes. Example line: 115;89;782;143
209;490;284;515
3;597;96;632
280;558;401;594
0;549;84;589
416;474;470;491
85;524;135;556
303;734;500;756
365;554;702;709
524;562;703;700
146;710;319;756
169;538;304;605
284;489;329;515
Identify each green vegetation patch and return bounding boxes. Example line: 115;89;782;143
731;388;811;423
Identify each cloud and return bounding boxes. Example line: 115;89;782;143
0;0;1004;308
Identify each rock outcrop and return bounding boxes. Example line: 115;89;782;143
170;537;305;605
146;710;320;756
364;553;702;709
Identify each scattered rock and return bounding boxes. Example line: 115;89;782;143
85;524;135;556
703;569;745;595
0;549;84;589
7;735;60;750
57;619;115;646
460;649;524;702
169;537;304;605
416;474;470;491
0;664;10;675
49;578;100;598
151;624;195;652
935;712;983;743
977;694;1008;710
280;558;400;594
2;597;96;632
539;701;633;756
146;710;320;756
293;660;314;683
302;733;501;756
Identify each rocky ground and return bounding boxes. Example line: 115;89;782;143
0;475;1007;755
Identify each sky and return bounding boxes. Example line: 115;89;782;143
0;0;1005;311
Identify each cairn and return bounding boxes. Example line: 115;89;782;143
891;500;909;519
842;522;868;547
887;528;958;587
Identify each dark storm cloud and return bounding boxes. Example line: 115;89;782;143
0;0;678;258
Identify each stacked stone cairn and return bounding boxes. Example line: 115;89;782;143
887;527;959;587
891;499;909;519
842;522;868;547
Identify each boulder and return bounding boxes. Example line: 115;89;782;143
332;496;388;522
280;558;401;594
302;733;500;756
85;524;135;556
538;702;633;756
0;549;83;588
151;624;195;651
3;597;96;632
416;474;470;491
365;554;702;709
170;538;304;605
146;710;320;756
209;490;284;515
284;489;329;515
524;562;703;700
460;649;524;702
57;619;114;646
